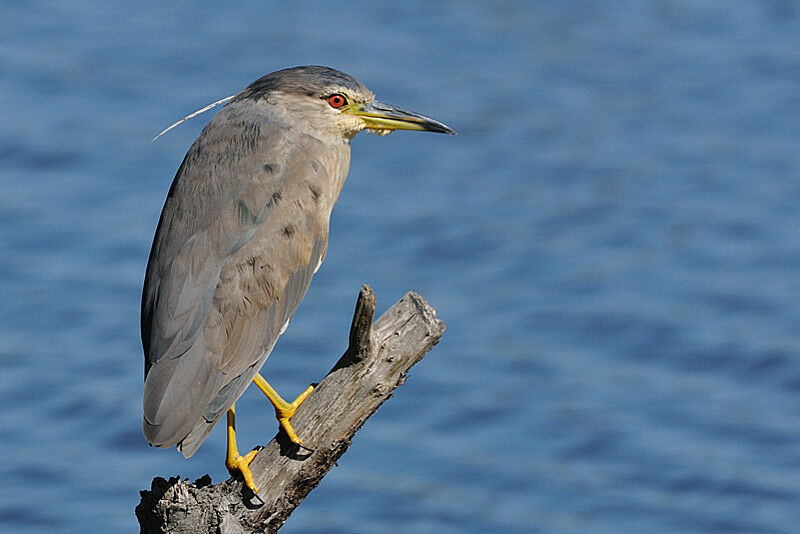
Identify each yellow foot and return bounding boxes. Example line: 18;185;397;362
226;403;260;493
276;384;314;446
253;374;314;447
225;448;260;493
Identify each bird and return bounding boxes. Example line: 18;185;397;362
141;66;454;493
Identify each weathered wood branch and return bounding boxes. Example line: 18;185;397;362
136;285;445;533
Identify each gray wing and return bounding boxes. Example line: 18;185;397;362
142;99;337;456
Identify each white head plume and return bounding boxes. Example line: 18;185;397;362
151;94;236;142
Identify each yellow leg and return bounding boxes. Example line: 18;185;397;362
252;373;314;446
225;403;260;493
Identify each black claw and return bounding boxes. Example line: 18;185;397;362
296;442;315;453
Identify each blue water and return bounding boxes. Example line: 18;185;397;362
2;1;800;532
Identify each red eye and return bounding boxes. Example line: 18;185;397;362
328;94;346;108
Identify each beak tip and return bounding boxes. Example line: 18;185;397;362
430;123;456;135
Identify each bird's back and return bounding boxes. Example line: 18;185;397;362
141;97;350;457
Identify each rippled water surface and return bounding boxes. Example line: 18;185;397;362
3;2;800;532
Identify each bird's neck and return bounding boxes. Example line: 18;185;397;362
321;138;351;214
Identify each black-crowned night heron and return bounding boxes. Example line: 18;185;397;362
141;66;454;493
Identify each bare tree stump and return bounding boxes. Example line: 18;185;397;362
135;285;445;533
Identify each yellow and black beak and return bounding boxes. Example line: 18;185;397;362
348;100;455;134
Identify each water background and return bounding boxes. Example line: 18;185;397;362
2;1;800;532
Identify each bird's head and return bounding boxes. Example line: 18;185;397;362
240;66;456;139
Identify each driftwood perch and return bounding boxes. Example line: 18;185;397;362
136;285;445;533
